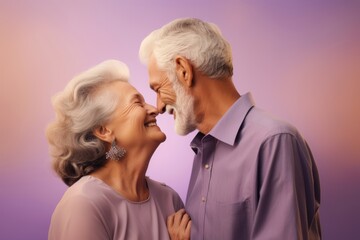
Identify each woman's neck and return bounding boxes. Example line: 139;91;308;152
91;151;151;202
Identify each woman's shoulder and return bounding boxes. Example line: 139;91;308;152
147;177;184;208
50;176;114;239
147;177;176;194
59;175;116;208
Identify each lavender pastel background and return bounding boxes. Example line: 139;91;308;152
1;1;359;239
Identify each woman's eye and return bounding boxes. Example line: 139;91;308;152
135;101;143;106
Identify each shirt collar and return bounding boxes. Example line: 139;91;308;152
190;132;205;154
190;92;255;152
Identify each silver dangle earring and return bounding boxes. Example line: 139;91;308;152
105;140;126;161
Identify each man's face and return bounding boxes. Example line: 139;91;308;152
148;56;197;135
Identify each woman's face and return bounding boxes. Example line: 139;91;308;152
104;81;166;151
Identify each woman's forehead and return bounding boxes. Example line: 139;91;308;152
109;81;143;102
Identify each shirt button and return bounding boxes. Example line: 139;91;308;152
204;164;210;169
201;197;206;202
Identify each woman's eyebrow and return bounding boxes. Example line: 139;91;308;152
129;93;144;102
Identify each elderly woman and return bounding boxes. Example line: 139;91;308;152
46;60;191;240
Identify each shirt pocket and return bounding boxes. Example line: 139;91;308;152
213;200;250;239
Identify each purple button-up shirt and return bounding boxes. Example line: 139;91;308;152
185;93;321;240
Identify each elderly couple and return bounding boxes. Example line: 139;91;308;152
46;18;321;240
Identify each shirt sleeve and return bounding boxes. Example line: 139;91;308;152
49;195;110;240
251;133;321;240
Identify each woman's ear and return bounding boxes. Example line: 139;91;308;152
93;125;112;143
175;56;193;88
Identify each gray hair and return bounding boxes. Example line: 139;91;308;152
46;60;129;186
139;18;233;81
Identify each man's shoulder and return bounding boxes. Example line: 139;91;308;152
244;107;299;139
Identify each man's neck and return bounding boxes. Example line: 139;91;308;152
193;77;240;134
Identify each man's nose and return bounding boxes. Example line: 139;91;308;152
157;96;166;114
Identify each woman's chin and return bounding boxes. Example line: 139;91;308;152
150;133;167;147
158;133;167;143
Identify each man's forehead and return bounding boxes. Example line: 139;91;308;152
148;58;164;90
148;54;162;72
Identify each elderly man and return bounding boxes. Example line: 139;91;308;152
139;18;321;240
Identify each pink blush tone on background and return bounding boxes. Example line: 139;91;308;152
0;1;359;239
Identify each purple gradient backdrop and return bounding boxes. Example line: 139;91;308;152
1;1;359;239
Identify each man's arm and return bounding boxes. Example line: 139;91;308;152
252;133;321;240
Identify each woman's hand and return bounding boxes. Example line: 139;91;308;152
167;209;191;240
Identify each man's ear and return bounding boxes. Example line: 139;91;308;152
93;125;113;143
175;56;193;88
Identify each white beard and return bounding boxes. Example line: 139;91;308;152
167;79;197;136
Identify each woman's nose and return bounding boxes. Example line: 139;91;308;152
146;103;159;116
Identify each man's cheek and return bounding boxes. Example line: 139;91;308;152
160;92;176;104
